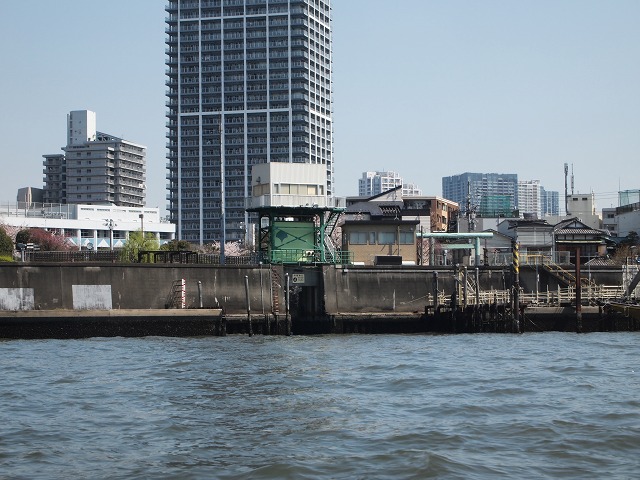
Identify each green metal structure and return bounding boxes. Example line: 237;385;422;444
247;205;350;265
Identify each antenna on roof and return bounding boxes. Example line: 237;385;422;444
564;163;569;216
571;164;575;195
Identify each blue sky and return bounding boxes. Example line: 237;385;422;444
1;1;638;213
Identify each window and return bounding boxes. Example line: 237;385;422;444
378;232;396;244
399;231;414;244
349;232;367;244
369;232;376;244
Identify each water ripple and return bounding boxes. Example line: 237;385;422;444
1;333;640;478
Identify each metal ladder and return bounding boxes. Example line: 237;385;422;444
270;266;281;314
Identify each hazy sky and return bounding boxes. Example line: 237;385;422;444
1;1;638;213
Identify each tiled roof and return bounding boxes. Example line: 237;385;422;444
584;256;618;266
556;228;604;235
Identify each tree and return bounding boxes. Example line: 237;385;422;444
0;227;14;258
15;229;31;245
160;239;193;251
24;228;74;251
118;231;160;263
196;240;252;256
621;231;640;247
0;224;20;243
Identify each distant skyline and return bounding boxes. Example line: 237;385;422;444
1;0;638;213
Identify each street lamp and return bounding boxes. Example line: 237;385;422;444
139;213;144;239
104;219;116;251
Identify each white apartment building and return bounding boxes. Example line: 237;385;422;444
517;180;542;218
402;182;423;197
43;110;146;207
359;171;402;197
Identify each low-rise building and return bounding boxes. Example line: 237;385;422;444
0;202;174;250
346;188;459;233
553;217;608;264
342;203;418;265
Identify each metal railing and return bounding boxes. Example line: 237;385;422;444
22;250;120;263
434;285;625;308
268;248;352;265
19;250;266;265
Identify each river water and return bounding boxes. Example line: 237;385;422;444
1;333;639;479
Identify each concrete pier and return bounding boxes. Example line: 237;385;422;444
0;309;224;339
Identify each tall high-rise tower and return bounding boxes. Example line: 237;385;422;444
165;0;333;244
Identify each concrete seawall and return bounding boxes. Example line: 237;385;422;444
0;263;632;337
0;263;282;313
322;265;507;314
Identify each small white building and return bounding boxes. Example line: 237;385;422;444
564;193;600;229
0;203;175;249
250;162;329;208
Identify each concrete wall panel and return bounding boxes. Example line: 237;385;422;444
0;288;35;310
72;285;112;310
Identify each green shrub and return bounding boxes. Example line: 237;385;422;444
118;231;160;263
0;228;13;255
160;239;193;251
15;229;31;245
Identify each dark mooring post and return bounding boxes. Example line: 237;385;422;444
285;273;291;335
245;275;253;336
475;267;480;306
433;271;439;311
462;266;468;309
512;240;521;333
575;247;582;333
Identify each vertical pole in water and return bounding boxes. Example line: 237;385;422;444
475;267;480;306
462;266;468;309
259;263;265;315
245;275;252;336
433;271;439;311
198;280;203;309
285;273;291;335
575;247;582;333
512;241;520;333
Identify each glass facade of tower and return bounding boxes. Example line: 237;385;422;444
442;172;518;217
165;0;333;243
